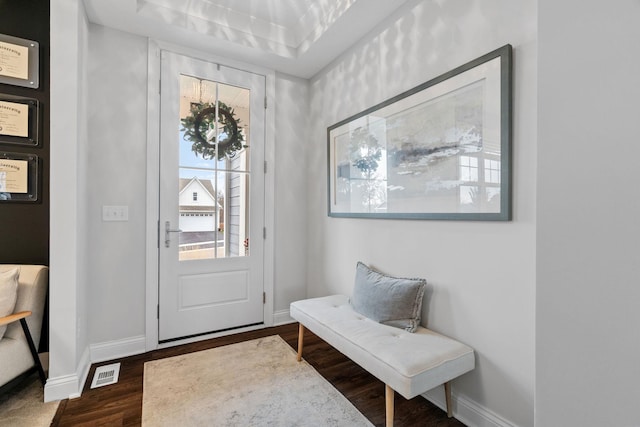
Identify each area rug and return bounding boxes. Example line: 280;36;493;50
142;335;373;426
0;372;59;427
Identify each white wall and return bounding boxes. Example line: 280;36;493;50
536;1;640;426
86;24;149;344
47;0;91;401
76;0;90;380
273;72;309;314
307;1;537;425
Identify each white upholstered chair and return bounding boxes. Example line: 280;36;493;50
0;265;48;390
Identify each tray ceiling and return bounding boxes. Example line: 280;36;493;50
83;0;410;78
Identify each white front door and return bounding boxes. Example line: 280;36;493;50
159;51;266;342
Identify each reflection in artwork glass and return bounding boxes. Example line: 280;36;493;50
333;81;499;214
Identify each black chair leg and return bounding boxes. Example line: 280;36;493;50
19;318;46;385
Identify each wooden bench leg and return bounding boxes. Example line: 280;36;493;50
297;323;305;362
385;384;394;427
444;381;453;417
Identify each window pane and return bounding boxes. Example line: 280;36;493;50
178;75;251;261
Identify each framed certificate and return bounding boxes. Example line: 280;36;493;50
0;95;39;146
0;151;38;202
0;33;39;89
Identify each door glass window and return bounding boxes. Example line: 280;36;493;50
178;75;250;261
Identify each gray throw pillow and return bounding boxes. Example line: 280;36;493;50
350;262;426;333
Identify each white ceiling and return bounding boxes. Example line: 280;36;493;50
83;0;410;78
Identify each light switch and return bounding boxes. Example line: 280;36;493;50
102;205;129;221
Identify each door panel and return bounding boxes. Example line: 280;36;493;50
179;271;249;308
159;51;265;341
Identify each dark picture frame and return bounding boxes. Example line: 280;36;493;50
0;151;39;202
0;95;39;146
0;33;40;89
327;44;512;220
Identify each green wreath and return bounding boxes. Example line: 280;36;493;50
181;101;247;160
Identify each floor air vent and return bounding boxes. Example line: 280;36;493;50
90;363;121;389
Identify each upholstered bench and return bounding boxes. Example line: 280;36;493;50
290;294;475;427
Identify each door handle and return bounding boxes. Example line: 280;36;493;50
165;221;182;248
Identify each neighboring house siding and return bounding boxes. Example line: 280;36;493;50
178;179;216;207
227;154;247;257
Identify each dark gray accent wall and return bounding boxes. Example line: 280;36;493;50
0;0;50;265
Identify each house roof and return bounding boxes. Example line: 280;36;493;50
178;177;221;210
179;177;216;196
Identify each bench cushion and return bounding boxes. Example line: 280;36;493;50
290;295;475;399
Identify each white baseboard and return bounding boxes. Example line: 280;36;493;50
77;346;91;397
44;346;91;402
273;309;295;326
44;374;81;402
90;335;146;363
89;316;291;365
45;335;147;402
423;387;516;427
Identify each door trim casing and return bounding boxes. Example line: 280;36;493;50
145;39;276;351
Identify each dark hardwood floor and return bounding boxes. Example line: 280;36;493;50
50;323;465;426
